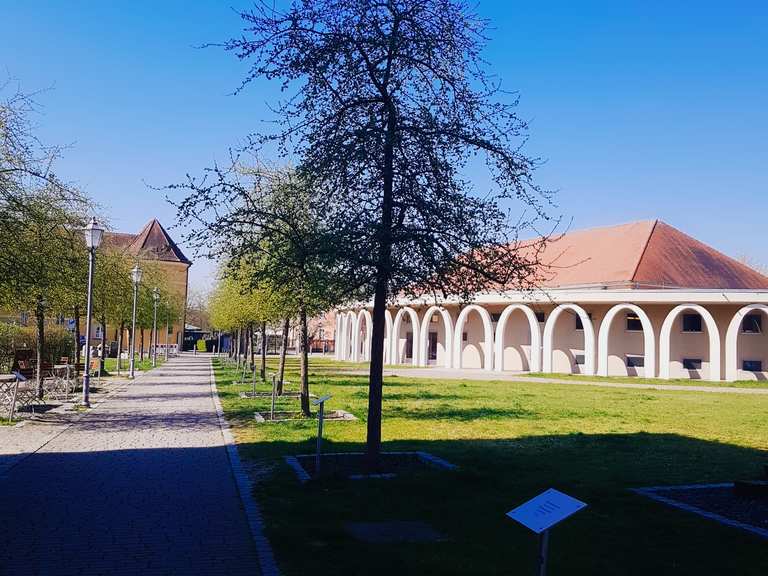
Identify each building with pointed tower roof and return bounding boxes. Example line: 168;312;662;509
101;218;192;355
335;220;768;382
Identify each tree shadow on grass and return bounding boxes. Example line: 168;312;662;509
240;432;768;576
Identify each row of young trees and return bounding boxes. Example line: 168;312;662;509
175;0;555;464
0;81;182;394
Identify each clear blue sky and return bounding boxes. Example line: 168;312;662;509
3;1;767;292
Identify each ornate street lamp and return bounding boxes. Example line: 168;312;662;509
128;264;143;379
81;217;104;407
152;287;160;367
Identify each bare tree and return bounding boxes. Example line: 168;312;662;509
195;0;555;462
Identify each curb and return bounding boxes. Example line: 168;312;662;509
209;359;281;576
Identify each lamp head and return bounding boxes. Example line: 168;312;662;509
152;287;160;302
83;217;104;250
131;264;143;285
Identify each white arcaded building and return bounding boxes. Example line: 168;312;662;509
334;220;768;382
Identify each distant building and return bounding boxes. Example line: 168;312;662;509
336;220;768;382
102;218;191;352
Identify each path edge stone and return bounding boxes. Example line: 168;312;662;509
208;359;281;576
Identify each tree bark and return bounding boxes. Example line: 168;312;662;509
366;109;395;464
35;296;45;399
277;317;289;395
260;321;267;381
299;307;310;416
117;321;124;374
140;329;145;362
99;315;107;373
249;323;256;386
72;304;81;378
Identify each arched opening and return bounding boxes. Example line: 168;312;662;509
335;312;346;360
392;307;420;365
453;305;493;370
493;305;541;372
345;311;356;362
543;304;595;375
355;309;372;362
725;304;768;381
597;304;655;378
383;309;393;364
418;306;454;368
659;304;720;380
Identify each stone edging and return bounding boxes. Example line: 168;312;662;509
208;360;281;576
633;484;768;540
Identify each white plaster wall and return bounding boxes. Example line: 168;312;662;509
551;305;598;374
395;314;415;364
502;309;533;371
603;307;646;377
460;309;488;369
422;314;448;366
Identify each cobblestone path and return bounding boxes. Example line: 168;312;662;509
0;355;262;575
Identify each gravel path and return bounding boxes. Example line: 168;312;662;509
0;355;262;575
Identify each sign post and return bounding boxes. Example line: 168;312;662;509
312;394;332;476
506;488;587;576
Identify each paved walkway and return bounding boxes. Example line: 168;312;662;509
346;366;768;395
0;355;262;576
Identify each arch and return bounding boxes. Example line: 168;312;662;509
418;306;454;368
493;305;541;372
725;304;768;381
391;307;420;365
334;312;344;360
542;304;596;375
597;304;655;378
355;309;373;362
345;311;357;362
383;309;394;364
659;304;720;380
453;304;494;371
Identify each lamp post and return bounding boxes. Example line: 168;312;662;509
128;264;143;379
81;217;104;407
152;287;160;367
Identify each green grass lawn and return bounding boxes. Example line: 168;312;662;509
214;357;768;576
525;371;768;388
102;356;164;374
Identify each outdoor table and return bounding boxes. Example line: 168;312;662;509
0;374;21;421
43;364;75;402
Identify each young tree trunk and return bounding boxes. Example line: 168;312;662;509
117;321;124;374
99;315;107;373
140;329;145;362
366;111;395;464
249;323;256;383
35;296;45;399
72;304;81;378
299;306;310;417
277;317;289;395
260;321;267;381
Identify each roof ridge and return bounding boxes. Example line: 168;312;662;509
630;219;659;283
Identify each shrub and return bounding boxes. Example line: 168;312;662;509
196;339;207;352
0;322;24;373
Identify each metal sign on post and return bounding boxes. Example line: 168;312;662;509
312;394;332;476
506;488;587;576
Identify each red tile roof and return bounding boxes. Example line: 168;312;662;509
536;220;768;290
103;219;191;265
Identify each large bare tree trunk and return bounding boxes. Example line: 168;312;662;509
35;296;45;399
277;317;289;395
260;321;267;381
366;111;395;464
299;307;310;416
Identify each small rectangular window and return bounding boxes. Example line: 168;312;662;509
626;313;643;332
682;314;702;333
462;332;468;342
683;358;702;370
490;313;501;323
742;314;762;334
626;355;644;368
535;312;546;323
743;360;763;372
574;354;585;365
405;332;413;359
430;315;438;323
575;313;592;331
